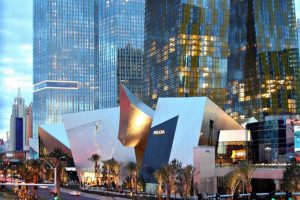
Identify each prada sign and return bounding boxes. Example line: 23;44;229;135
153;130;165;135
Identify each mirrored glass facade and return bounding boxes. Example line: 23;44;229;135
33;0;100;136
246;118;296;164
226;0;300;121
99;0;144;108
143;0;230;109
297;19;300;57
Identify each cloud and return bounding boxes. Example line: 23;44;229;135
0;0;33;139
0;67;15;75
0;57;15;64
19;44;32;51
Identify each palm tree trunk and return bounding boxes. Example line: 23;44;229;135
246;181;252;193
57;168;61;199
167;189;171;200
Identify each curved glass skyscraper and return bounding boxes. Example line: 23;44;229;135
226;0;300;121
143;0;230;109
33;0;145;137
33;0;100;136
99;0;144;108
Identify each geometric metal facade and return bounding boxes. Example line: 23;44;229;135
62;89;244;184
38;124;72;158
141;116;179;183
63;108;136;182
141;97;244;183
118;84;154;163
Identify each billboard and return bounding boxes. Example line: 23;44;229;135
295;126;300;162
295;126;300;152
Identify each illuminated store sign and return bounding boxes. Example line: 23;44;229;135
153;130;165;135
295;126;300;152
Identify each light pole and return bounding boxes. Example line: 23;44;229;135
40;156;66;199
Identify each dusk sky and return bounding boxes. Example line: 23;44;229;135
0;0;300;139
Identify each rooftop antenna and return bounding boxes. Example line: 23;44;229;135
17;87;22;98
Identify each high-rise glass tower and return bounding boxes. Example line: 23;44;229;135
143;0;230;109
10;88;26;151
297;19;300;57
226;0;300;121
33;0;99;136
99;0;144;108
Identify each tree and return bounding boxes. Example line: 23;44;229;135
109;158;122;187
159;165;177;200
154;159;183;200
234;161;255;193
49;148;69;199
88;153;101;186
125;161;140;192
17;159;41;200
224;171;241;194
30;159;41;198
103;157;121;188
1;161;10;182
169;159;182;197
179;165;194;199
154;168;164;200
281;160;300;192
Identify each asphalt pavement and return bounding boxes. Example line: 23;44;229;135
38;188;98;200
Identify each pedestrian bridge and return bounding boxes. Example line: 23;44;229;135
215;164;285;180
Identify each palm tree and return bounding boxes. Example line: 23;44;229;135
107;158;122;187
17;159;38;199
30;159;41;198
234;161;255;193
180;165;194;198
224;171;241;194
154;168;164;200
125;161;140;191
159;165;175;200
49;147;69;199
169;159;182;197
88;153;101;185
102;160;110;186
281;160;300;192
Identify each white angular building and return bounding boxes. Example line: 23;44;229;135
60;85;244;186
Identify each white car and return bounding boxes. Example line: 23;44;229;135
69;191;81;196
39;185;48;189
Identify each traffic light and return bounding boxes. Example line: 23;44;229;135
251;192;258;200
268;191;275;200
216;193;220;200
233;192;239;200
285;192;292;200
53;192;58;200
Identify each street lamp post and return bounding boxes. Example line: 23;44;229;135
40;156;65;199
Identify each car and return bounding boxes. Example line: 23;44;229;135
39;185;48;189
69;191;81;196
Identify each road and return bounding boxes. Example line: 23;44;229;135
38;188;98;200
38;189;95;200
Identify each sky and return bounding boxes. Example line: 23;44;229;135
0;1;300;140
0;0;33;139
